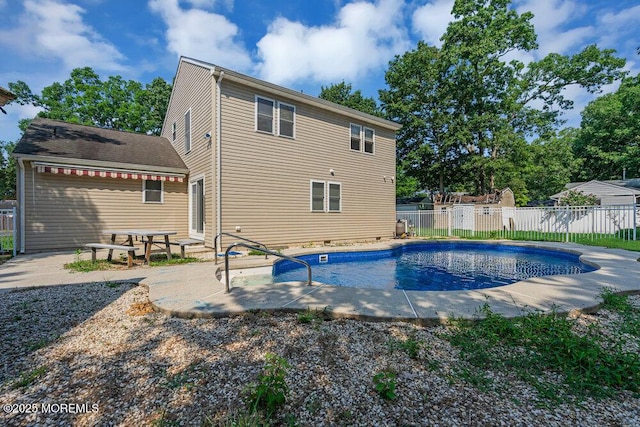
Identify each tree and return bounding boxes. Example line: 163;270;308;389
9;67;172;135
0;141;17;199
557;190;598;206
318;81;381;117
572;74;640;180
380;0;626;199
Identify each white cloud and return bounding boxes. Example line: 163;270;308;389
515;0;592;57
0;0;126;72
411;0;454;47
255;0;409;86
148;0;251;71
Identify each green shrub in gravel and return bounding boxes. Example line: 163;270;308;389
246;353;290;418
446;301;640;400
13;365;47;388
373;369;397;400
600;288;640;337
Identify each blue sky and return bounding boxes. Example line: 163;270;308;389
1;0;639;144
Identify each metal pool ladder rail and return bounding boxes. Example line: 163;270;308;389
224;242;312;293
214;232;270;264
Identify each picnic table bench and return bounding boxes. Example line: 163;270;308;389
103;230;177;264
85;243;138;267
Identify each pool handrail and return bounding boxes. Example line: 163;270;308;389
215;232;269;264
224;242;312;293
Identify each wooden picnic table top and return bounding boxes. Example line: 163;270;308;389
102;230;178;237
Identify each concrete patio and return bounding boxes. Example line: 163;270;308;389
1;240;639;323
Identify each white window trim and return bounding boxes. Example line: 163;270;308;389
363;127;375;155
350;123;362;152
189;175;205;239
142;180;164;204
184;109;191;153
310;180;326;212
327;181;342;212
277;101;296;138
255;95;276;135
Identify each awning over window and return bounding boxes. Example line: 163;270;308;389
33;163;185;182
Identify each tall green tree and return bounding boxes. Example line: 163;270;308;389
381;0;626;199
573;75;640;180
9;67;172;135
318;81;381;117
0;141;17;199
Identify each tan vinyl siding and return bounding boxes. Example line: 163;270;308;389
218;80;396;247
161;61;216;244
22;162;187;252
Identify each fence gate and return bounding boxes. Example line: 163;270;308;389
0;207;17;257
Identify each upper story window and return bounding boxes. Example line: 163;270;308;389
351;123;374;154
184;109;191;153
350;124;361;151
278;102;295;138
256;96;275;134
172;122;176;142
143;180;163;203
364;127;375;154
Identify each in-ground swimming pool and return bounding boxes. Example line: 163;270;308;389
265;242;598;291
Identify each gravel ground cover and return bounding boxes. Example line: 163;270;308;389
0;282;638;426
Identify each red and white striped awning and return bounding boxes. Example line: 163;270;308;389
34;164;185;182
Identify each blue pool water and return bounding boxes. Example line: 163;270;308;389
271;242;598;291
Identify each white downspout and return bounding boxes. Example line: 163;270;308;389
17;157;25;253
216;71;224;250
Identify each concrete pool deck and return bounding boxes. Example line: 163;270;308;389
1;240;639;323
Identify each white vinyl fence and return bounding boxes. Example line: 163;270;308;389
397;204;639;242
0;208;17;256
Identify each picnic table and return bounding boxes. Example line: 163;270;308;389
102;229;177;264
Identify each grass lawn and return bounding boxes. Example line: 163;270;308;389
64;254;202;272
413;228;640;252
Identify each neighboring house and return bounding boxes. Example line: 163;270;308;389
0;86;16;113
13;118;189;252
13;57;400;252
552;180;640;206
161;57;400;249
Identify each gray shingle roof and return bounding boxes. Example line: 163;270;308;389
14;118;187;172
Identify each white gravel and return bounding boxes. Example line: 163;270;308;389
0;282;638;426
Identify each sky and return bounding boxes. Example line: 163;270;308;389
1;0;639;144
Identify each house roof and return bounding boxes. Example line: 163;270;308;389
566;178;640;190
552;180;640;199
0;86;16;106
179;57;402;132
13;118;188;174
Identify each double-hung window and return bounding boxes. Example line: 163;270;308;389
364;127;374;154
351;124;375;154
311;181;325;212
184;109;191;153
278;102;295;138
328;182;342;212
350;124;361;151
143;180;163;203
310;181;341;212
256;96;275;134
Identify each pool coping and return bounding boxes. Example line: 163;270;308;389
146;239;640;323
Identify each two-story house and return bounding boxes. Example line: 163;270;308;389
13;57;400;252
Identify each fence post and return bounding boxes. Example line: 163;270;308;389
12;207;17;257
634;204;638;241
565;205;570;242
